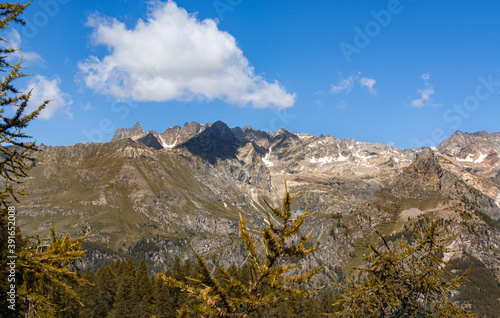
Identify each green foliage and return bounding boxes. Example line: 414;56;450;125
57;257;198;318
15;221;89;317
53;256;340;317
162;181;326;317
330;220;475;317
59;251;497;317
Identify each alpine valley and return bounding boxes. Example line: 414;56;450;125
17;121;500;310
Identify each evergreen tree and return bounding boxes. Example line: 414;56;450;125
16;221;88;317
330;220;475;317
152;274;177;318
132;260;153;317
319;290;337;315
73;270;97;318
0;2;88;317
162;181;326;317
0;2;47;314
95;265;119;316
0;1;47;209
110;259;136;318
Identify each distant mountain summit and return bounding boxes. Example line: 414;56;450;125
22;121;500;296
107;121;500;221
137;130;164;150
389;148;499;218
110;123;500;177
438;130;500;166
390;148;446;199
111;122;147;141
176;121;239;164
158;121;209;148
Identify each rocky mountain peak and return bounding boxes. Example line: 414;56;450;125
231;126;269;149
274;127;291;136
390;148;444;197
167;121;209;148
111;121;147;142
438;130;500;164
159;125;182;148
17;121;500;294
210;120;233;136
138;131;163;150
413;147;442;173
176;121;239;164
471;130;491;137
182;121;203;133
387;147;500;219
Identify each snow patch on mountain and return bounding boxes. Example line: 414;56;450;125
157;134;169;149
456;153;488;164
309;153;349;164
262;147;274;167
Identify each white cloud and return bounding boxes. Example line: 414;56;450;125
359;77;377;95
0;30;70;119
82;102;94;110
330;73;376;95
330;76;355;94
2;29;43;64
78;1;295;109
411;86;435;108
410;73;440;108
421;72;430;80
25;76;73;120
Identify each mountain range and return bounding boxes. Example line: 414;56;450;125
17;121;500;306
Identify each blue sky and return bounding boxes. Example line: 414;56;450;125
8;0;500;148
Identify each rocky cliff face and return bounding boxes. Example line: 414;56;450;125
111;122;147;141
438;130;500;163
176;121;240;164
351;146;500;282
389;148;499;217
137;130;164;150
158;121;209;148
16;122;500;285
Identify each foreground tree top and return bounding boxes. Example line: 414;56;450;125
163;180;327;317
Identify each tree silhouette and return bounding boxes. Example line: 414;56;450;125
162;181;326;317
330;220;475;318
